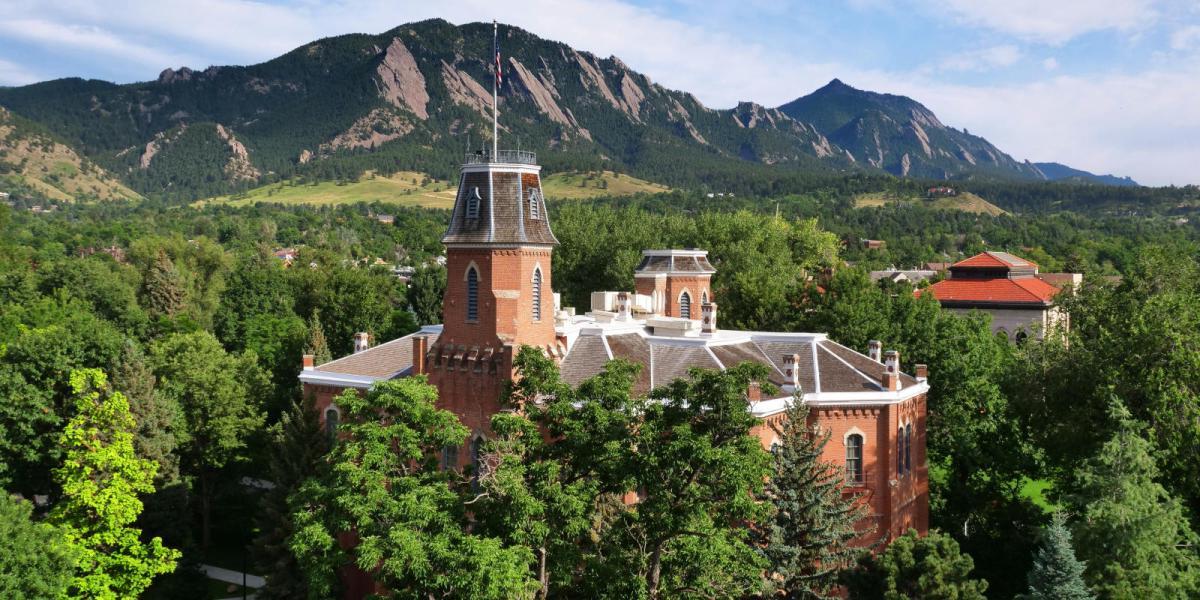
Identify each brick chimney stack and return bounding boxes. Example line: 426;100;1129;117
783;353;801;390
914;363;928;382
353;332;370;354
302;354;315;371
868;340;882;363
882;350;901;391
701;302;717;334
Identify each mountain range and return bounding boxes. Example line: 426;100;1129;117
0;19;1137;202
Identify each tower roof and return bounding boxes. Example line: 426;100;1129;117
635;249;717;275
442;154;558;246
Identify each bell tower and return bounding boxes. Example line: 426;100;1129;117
423;149;560;435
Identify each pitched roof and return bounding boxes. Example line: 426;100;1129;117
924;276;1060;305
952;251;1036;269
442;169;558;246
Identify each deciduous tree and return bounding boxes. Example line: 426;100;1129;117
0;491;75;598
49;369;179;598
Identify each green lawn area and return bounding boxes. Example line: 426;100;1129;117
196;169;671;209
854;190;1007;216
1020;478;1057;512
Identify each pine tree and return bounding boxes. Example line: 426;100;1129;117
253;393;328;599
112;343;180;484
49;369;180;598
305;309;333;365
142;249;186;317
1067;397;1200;598
1022;512;1091;600
764;400;870;599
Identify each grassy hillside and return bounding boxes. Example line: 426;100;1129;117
0;107;141;203
854;190;1006;216
199;169;669;208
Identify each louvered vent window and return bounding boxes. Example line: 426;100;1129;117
529;188;542;220
466;267;479;321
898;427;905;475
679;291;692;319
532;268;542;321
466;187;482;219
904;423;912;474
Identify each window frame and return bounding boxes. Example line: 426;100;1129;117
679;290;692;319
466;187;482;219
845;433;864;485
466;266;479;322
531;267;543;322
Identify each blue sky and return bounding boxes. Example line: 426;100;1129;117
1;0;1198;185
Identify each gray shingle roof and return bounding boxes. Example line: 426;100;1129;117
442;169;558;246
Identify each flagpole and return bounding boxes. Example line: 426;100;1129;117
492;20;499;160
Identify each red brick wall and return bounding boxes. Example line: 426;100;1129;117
440;246;556;349
749;393;929;548
663;274;711;319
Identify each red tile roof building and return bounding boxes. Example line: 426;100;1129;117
299;150;928;598
923;251;1073;340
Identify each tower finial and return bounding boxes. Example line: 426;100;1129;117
492;20;500;160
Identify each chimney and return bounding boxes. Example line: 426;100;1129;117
616;292;632;320
353;332;370;354
701;302;717;334
302;354;315;371
783;353;800;390
868;340;882;363
882;350;901;391
914;363;928;382
747;380;762;403
412;336;428;375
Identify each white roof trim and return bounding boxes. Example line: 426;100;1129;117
299;371;386;389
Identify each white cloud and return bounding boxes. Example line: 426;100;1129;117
0;17;196;69
0;58;41;86
934;0;1159;44
937;45;1023;72
1171;25;1200;50
1042;57;1059;70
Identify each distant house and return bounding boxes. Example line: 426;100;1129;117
861;239;886;250
926;186;956;197
870;269;937;285
921;251;1078;341
924;262;951;272
375;214;395;225
273;248;297;267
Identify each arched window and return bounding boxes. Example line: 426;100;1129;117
846;434;863;484
466;267;479;321
442;443;459;471
470;435;485;491
679;291;692;319
904;423;912;474
1015;330;1029;346
701;290;709;305
528;188;542;220
324;407;339;441
532;268;543;321
897;427;905;476
466;187;482;219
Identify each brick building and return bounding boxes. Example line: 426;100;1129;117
922;251;1075;341
299;150;929;598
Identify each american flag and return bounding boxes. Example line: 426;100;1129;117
494;25;502;87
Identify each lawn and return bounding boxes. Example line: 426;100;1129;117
196;169;670;209
854;190;1007;216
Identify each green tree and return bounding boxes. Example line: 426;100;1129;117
49;369;180;598
579;363;774;599
473;347;606;599
763;400;870;598
305;309;333;366
288;378;534;599
1021;512;1091;600
1066;397;1200;598
142;249;186;318
111;343;180;484
150;331;266;549
407;264;446;325
0;491;75;598
253;394;328;600
842;529;987;600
